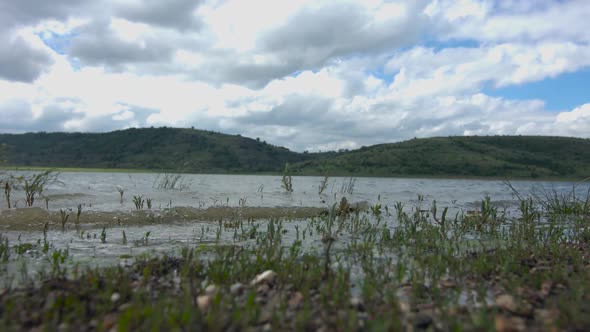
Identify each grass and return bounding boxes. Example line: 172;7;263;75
0;181;589;330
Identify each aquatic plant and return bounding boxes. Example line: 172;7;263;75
21;171;61;207
256;184;264;201
59;208;71;229
116;186;126;203
340;177;356;195
133;195;145;210
534;182;590;216
318;175;330;195
0;234;9;263
76;204;82;224
153;163;191;191
100;227;107;243
238;197;247;207
146;198;153;209
281;163;293;193
3;181;11;209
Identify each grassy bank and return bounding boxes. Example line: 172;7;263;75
0;186;589;331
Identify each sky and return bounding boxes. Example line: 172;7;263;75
0;0;589;152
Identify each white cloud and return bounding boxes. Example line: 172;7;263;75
0;0;589;151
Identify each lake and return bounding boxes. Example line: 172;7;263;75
0;171;587;284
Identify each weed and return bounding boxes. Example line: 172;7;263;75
281;164;293;193
59;208;72;229
76;204;82;224
318;176;330;195
133;195;145;210
100;227;107;243
3;181;11;208
116;186;126;203
340;177;356;195
153;163;191;191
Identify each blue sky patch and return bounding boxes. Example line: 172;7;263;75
484;68;590;111
38;31;77;55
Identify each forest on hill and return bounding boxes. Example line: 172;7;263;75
1;128;589;179
0;127;309;173
289;136;590;179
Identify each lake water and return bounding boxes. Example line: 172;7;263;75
0;171;587;284
2;172;581;212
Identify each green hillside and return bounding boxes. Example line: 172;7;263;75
289;136;590;179
1;129;588;179
0;127;309;173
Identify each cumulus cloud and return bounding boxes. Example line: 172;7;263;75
0;0;589;151
114;0;204;31
68;19;174;68
0;32;53;82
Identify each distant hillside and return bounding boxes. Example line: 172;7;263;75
1;129;588;179
289;136;590;179
0;127;309;173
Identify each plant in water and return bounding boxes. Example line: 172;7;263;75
133;195;145;210
257;184;264;201
146;198;153;209
100;227;107;243
76;204;82;224
281;163;293;193
7;171;61;207
318;175;330;195
430;200;449;235
340;177;356;195
3;180;11;208
116;186;126;203
153;163;191;191
59;208;71;229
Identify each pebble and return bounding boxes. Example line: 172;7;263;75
103;313;118;330
398;302;411;314
495;294;532;316
251;270;277;286
197;295;211;311
110;292;121;303
205;284;219;296
540;281;553;298
494;314;526;332
230;282;245;295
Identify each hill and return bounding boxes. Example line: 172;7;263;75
0;129;588;179
289;136;590;179
0;127;309;173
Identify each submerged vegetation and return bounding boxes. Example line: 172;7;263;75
0;175;589;330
